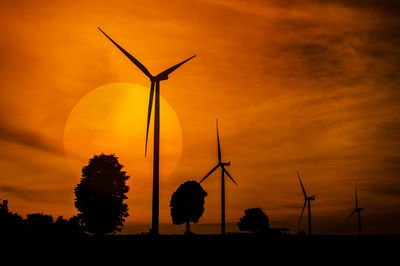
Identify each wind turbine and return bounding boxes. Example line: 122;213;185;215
200;120;237;235
98;28;195;235
297;171;315;236
346;185;364;235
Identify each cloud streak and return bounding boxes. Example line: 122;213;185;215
0;121;62;154
0;183;67;203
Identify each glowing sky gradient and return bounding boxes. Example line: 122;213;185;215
0;0;400;234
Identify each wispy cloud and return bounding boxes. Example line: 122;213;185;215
0;121;62;154
0;183;69;204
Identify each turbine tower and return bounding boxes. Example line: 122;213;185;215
346;185;364;235
297;170;315;236
200;120;237;235
98;28;195;235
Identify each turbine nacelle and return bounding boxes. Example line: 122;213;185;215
154;74;169;81
307;196;316;201
219;162;231;167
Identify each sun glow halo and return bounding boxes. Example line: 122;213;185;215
63;82;183;183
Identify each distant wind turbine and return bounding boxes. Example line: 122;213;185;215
297;171;315;236
98;27;195;235
200;120;237;235
346;185;364;236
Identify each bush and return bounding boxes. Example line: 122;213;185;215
238;208;270;233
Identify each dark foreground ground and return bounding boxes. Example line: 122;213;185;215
2;233;398;263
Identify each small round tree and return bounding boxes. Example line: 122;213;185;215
170;181;207;234
238;207;270;233
74;153;130;235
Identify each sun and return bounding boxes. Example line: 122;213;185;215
63;82;183;183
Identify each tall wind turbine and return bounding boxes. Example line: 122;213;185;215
98;28;195;235
346;185;364;235
297;171;315;236
200;120;237;235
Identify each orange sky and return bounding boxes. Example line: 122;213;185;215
1;0;400;234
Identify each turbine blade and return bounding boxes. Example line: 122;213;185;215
355;184;358;209
216;119;221;163
297;170;307;198
298;200;307;225
156;55;196;78
223;168;237;185
200;165;219;183
145;81;155;157
346;209;357;222
98;27;153;79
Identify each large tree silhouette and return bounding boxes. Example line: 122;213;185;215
238;208;270;233
74;154;130;235
170;180;207;234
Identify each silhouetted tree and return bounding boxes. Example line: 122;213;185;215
74;153;130;235
0;199;24;235
68;215;84;235
54;215;84;236
170;181;207;234
238;208;270;233
25;213;54;235
54;215;68;228
297;230;307;236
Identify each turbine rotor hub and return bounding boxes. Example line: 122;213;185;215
155;74;169;81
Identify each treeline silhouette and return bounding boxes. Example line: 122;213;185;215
0;199;83;237
1;153;273;237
